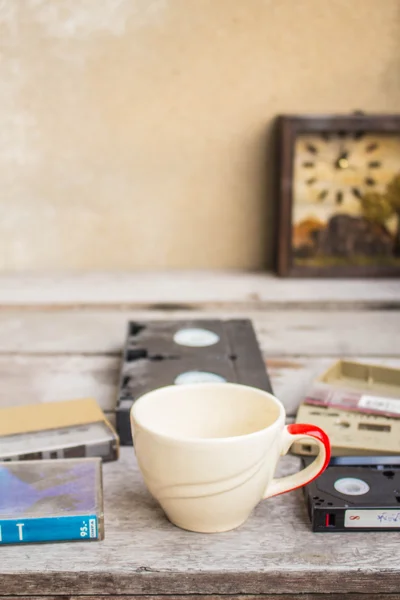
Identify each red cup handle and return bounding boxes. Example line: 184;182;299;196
264;423;331;499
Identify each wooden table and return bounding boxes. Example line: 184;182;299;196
1;272;400;600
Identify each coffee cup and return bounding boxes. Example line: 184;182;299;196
131;383;330;533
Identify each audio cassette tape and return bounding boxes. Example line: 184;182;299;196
303;455;400;532
304;360;400;419
116;319;272;445
0;458;104;544
292;403;400;456
0;399;119;462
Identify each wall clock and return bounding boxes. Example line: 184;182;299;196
277;114;400;277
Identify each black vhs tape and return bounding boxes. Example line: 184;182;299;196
303;455;400;532
116;319;272;445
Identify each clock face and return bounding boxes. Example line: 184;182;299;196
293;132;400;225
291;130;400;268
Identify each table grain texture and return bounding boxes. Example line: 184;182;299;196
0;272;399;599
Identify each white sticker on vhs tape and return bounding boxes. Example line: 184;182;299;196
345;509;400;528
358;395;400;414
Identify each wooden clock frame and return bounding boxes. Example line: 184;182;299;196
276;114;400;277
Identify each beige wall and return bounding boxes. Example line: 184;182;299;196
1;0;400;271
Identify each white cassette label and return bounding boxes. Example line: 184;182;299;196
89;518;97;538
345;509;400;528
358;395;400;415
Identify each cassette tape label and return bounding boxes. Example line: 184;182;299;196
89;518;97;538
345;509;400;528
359;395;400;415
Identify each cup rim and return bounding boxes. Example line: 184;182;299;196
130;382;285;444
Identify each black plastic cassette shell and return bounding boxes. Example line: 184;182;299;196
117;319;273;445
303;455;400;532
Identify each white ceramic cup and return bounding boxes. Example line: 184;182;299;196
131;383;330;533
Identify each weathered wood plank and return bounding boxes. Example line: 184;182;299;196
0;354;119;410
0;272;398;307
1;354;399;417
1;571;399;597
1;449;400;596
2;596;399;600
0;309;398;356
